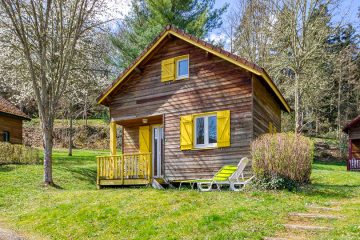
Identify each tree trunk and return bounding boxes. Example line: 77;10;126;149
68;112;73;156
356;86;360;114
84;94;88;127
41;119;54;186
315;113;319;136
294;72;301;133
337;63;342;140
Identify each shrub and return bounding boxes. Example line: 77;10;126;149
0;142;40;165
251;133;314;190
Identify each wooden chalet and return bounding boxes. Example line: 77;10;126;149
0;96;30;144
96;25;291;188
343;115;360;171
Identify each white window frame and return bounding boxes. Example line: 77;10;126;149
176;57;189;79
194;115;217;149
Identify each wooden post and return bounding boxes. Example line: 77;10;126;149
110;121;117;156
348;139;352;171
96;157;100;185
121;155;124;185
147;153;151;183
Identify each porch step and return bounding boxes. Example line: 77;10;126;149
306;206;340;211
151;179;164;189
263;237;290;240
154;178;166;184
283;224;333;231
288;212;340;219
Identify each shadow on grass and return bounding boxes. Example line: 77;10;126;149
53;155;95;165
50;183;64;189
0;165;15;172
301;184;358;199
61;166;97;185
313;160;346;167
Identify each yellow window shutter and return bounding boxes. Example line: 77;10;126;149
161;58;175;82
217;110;230;147
139;126;150;153
180;115;193;150
268;122;273;134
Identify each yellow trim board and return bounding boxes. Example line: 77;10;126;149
98;30;291;113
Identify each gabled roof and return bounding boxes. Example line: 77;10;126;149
97;25;291;113
0;96;30;120
343;115;360;133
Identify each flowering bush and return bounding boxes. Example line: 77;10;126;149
0;142;39;164
251;133;314;189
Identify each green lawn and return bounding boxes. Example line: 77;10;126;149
0;149;359;240
24;118;108;128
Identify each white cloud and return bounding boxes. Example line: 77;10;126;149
207;31;231;51
99;0;131;23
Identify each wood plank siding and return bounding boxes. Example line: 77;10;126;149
0;115;23;144
123;126;139;153
352;139;360;159
109;37;254;180
349;126;360;140
252;76;281;138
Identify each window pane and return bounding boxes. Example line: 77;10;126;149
3;131;10;142
208;116;217;143
178;59;188;77
196;117;204;145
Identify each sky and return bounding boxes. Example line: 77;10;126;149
106;0;360;45
214;0;359;23
210;0;360;49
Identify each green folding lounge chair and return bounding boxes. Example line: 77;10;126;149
178;165;237;190
195;165;238;191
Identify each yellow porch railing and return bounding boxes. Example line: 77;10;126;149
96;153;151;186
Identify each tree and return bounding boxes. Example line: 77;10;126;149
0;0;106;185
230;0;339;134
109;0;228;69
230;0;276;66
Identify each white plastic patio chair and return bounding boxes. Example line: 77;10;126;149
228;157;254;191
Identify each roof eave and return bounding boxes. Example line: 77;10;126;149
0;111;31;121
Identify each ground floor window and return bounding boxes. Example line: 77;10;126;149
3;131;10;142
194;115;217;148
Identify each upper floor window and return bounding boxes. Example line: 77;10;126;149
194;115;217;148
161;55;189;82
176;57;189;79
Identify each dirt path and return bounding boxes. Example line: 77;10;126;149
0;227;25;240
263;202;343;240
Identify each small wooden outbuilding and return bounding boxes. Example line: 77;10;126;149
0;96;30;144
343;115;360;171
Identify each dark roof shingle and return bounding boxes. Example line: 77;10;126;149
0;96;30;120
343;115;360;132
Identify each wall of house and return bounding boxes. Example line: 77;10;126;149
109;37;253;180
252;76;281;138
349;125;360;160
0;115;23;144
349;125;360;140
123;126;139;153
351;139;360;159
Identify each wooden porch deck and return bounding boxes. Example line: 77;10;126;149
96;153;151;188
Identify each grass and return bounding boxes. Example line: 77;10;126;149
24;118;108;128
0;150;359;239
